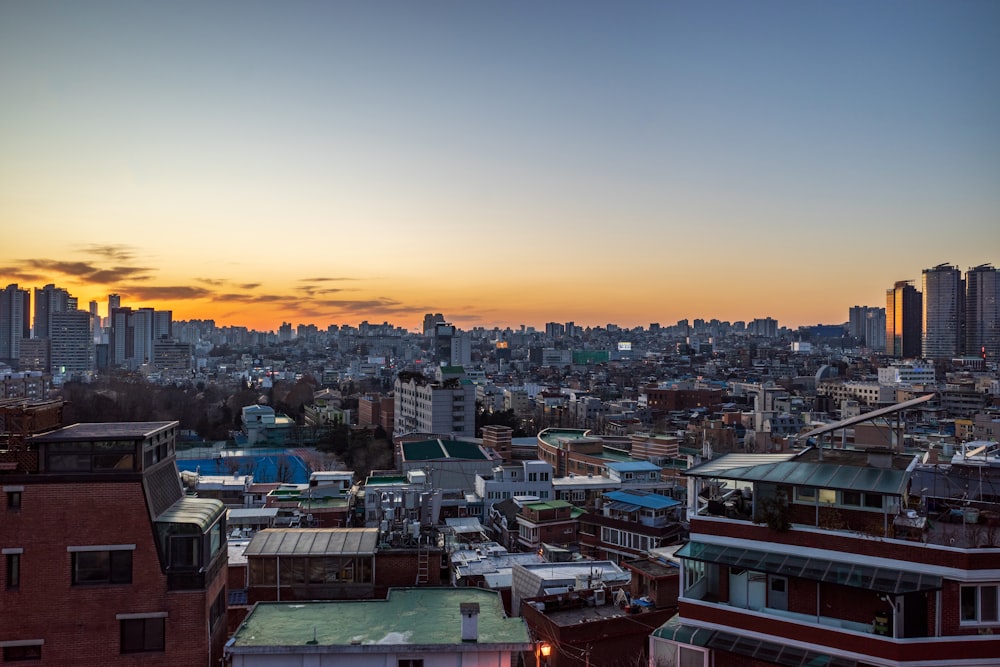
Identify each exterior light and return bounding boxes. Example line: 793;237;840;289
539;643;552;657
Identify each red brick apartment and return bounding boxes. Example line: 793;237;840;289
652;443;1000;667
1;407;227;665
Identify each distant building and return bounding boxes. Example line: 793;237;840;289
49;310;94;378
886;280;922;358
0;284;29;366
922;263;963;360
965;263;1000;360
393;370;476;439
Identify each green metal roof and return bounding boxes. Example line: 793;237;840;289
228;588;530;649
537;429;592;448
402;439;487;461
676;541;941;595
684;454;911;496
653;616;858;667
155;496;225;529
522;500;573;511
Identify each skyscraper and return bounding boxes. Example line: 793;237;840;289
33;284;71;339
0;284;30;365
886;280;922;358
849;305;886;349
50;309;95;377
922;263;963;360
965;264;999;361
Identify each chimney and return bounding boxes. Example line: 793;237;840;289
460;602;480;642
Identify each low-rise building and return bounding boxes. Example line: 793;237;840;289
225;587;532;667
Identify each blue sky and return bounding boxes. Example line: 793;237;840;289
1;1;998;330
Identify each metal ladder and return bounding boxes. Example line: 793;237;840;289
415;546;429;585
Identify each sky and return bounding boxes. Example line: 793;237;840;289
1;1;998;333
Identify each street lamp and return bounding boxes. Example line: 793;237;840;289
535;641;552;667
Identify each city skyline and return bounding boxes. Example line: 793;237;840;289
2;2;999;331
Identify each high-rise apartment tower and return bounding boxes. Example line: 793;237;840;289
922;263;963;360
886;281;922;358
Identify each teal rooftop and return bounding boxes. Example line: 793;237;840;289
228;588;530;649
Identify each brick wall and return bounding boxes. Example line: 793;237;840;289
1;478;221;666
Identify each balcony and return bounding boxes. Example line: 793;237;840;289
678;596;1000;665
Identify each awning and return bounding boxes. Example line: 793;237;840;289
684;458;910;496
244;528;379;557
155;496;225;530
676;541;941;595
653;617;858;667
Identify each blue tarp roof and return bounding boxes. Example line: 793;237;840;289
604;489;680;510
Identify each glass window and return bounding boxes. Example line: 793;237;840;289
863;493;883;509
6;553;20;589
169;537;200;568
72;550;132;585
961;584;999;623
7;491;21;510
818;489;836;505
120;617;165;653
795;487;816;502
2;645;42;662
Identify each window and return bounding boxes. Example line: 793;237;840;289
120;616;165;653
6;491;21;510
70;548;132;585
398;660;424;667
961;584;999;623
169;536;200;568
5;551;20;589
795;486;816;502
1;643;42;662
209;588;226;631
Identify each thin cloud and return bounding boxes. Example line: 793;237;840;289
89;267;153;283
11;258;152;284
122;285;213;300
79;244;137;262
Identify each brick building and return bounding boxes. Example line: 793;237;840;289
653;440;1000;666
1;419;228;665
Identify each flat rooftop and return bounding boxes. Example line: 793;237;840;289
31;421;177;441
228;588;530;649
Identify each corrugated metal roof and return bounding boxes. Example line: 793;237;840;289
604;489;681;510
676;541;941;595
684;454;910;495
685;453;796;477
155;496;225;529
653;616;859;667
243;528;379;557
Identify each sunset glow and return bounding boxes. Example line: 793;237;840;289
2;2;998;332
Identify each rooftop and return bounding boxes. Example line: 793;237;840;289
31;421;177;442
227;588;530;649
244;528;379;557
401;439;489;461
604;489;681;511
